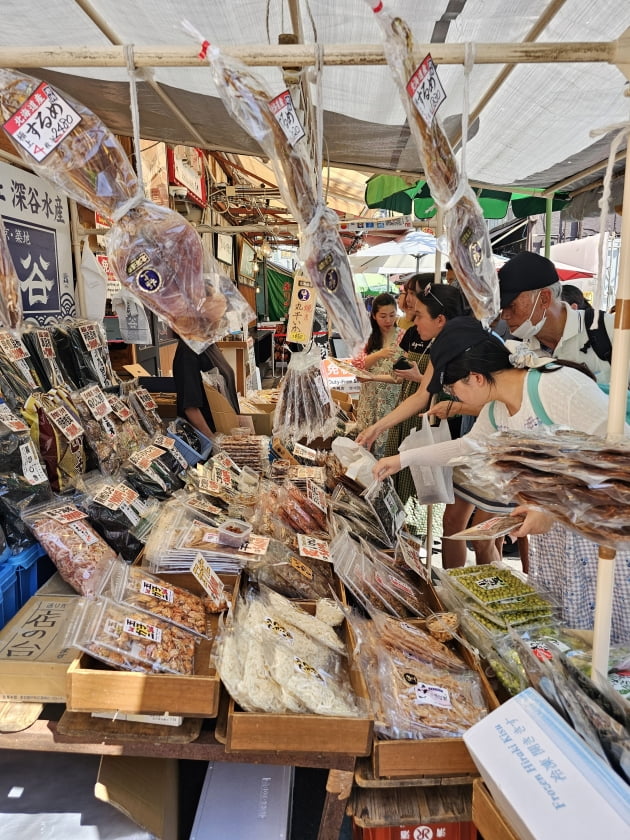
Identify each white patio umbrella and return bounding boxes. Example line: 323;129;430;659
348;230;437;274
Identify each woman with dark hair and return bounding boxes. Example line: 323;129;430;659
372;316;630;642
352;292;405;457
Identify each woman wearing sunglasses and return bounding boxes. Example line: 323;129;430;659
372;316;630;642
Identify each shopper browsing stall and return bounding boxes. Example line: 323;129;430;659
352;293;405;458
372;317;630;642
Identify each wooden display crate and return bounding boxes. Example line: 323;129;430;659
471;778;521;840
224;604;373;755
66;574;237;718
370;575;501;779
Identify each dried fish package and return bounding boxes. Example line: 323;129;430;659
199;41;370;354
273;345;337;444
368;5;499;324
0;214;22;331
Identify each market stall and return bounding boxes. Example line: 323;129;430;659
0;3;629;839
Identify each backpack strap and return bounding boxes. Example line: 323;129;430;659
488;369;554;429
527;369;554;426
581;308;612;363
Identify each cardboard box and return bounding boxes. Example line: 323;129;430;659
96;755;178;840
66;574;236;718
0;593;78;703
463;688;630;840
204;384;275;436
371;577;500;779
190;762;293;840
472;779;520;840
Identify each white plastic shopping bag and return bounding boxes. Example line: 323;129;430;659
398;420;454;504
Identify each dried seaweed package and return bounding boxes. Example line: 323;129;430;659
0;474;52;552
128;387;163;437
0;328;41;398
22;390;86;492
106;393;151;459
22;500;116;596
152;433;189;477
0;399;41;476
362;478;405;548
69;319;119;389
368;4;499;325
196;36;370;354
0;214;22;331
69;384;122;475
78;473;155;564
124;444;185;500
273;345;337;444
21;325;68;392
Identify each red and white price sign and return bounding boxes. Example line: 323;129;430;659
0;400;28;432
134;388;158;412
48;405;84;441
297;534;331;562
2;82;82;162
130;445;163;472
108;395;132;421
268;90;305;147
406;54;446;128
306;478;327;513
36;330;55;359
0;333;27;361
81;385;112;420
48;504;87;524
78;322;101;352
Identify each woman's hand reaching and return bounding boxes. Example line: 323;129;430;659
392;360;422;382
509;506;556;537
372;455;402;481
355;425;378;449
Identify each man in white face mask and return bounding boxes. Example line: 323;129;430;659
498;251;615;384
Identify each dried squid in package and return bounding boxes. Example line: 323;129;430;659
367;3;499;325
0;215;22;331
197;39;370;354
0;69;253;350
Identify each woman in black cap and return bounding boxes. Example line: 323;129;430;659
372;316;630;642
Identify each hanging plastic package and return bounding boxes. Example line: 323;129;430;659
366;2;499;326
0;214;22;331
0;69;254;350
79;242;108;322
111;288;152;344
184;23;370;355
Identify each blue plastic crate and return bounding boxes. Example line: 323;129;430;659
10;544;46;609
0;562;18;629
167;425;213;466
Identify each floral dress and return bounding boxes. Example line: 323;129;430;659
353;327;405;459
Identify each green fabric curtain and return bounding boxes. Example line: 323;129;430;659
265;264;293;321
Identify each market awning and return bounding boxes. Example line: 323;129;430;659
364;174;571;220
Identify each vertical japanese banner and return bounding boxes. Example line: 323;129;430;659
0;161;75;325
287;272;316;344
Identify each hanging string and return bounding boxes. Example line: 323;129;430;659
442;42;476;213
588;119;630;311
111;45;146;221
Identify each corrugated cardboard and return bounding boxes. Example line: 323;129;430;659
96;755;178;840
204;384;275;436
0;593;78;702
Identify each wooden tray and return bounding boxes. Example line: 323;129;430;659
57;710;202;743
472;778;521;840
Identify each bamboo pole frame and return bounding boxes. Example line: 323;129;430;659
0;38;626;70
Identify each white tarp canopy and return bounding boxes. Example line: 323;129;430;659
1;0;630;197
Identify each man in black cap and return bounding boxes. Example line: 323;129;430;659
498;251;614;383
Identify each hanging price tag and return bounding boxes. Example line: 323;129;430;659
19;440;48;485
268;89;306;147
406;54;447;127
78;322;101;352
134;388;158;411
108;395;132;421
297;534;331;562
306;478;327;513
36;329;55;359
212;452;241;473
2;81;83;162
0;333;28;361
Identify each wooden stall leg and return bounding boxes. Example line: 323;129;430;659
317;767;355;840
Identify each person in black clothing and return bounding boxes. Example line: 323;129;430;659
172;337;240;440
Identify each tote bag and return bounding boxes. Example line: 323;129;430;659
398;420;455;505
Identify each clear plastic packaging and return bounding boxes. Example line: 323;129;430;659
272;346;338;444
22;500;116;596
218;519;252;548
99;559;210;637
0;214;22;331
67;596;197;675
361;479;405;548
69;384;122;475
201;43;370;354
250;538;335;600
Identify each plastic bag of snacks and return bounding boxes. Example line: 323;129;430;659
272;345;337;444
0;214;22;331
22;500;116;596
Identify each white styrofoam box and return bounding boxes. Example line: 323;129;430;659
463;688;630;840
190;762;293;840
